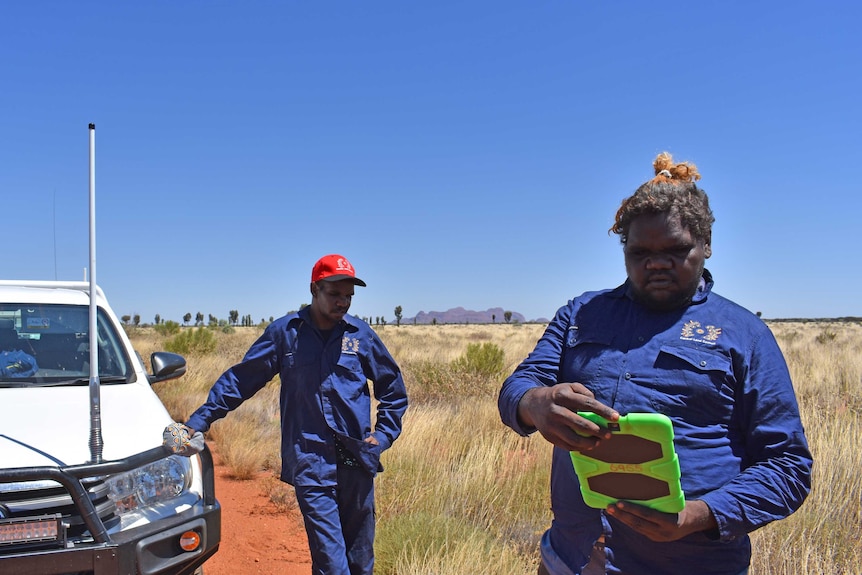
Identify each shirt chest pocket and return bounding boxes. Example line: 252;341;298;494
650;345;735;423
561;326;615;392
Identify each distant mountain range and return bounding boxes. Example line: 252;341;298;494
403;307;547;325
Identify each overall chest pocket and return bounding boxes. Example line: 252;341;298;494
334;353;367;389
331;353;372;408
283;352;317;371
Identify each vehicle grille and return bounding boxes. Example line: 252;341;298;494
0;476;119;541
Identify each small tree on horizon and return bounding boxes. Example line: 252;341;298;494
394;305;403;327
504;311;512;323
183;312;192;326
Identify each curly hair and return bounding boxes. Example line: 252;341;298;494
610;152;715;245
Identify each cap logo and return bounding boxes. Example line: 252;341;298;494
335;258;354;274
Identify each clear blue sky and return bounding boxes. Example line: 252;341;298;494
2;1;859;323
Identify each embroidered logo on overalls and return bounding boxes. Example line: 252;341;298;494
342;336;360;354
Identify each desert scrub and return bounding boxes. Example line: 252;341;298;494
404;341;508;403
153;320;181;336
451;342;506;379
165;327;217;355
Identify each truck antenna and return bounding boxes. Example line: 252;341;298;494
88;122;104;463
53;189;58;280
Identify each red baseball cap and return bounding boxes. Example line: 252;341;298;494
311;254;367;286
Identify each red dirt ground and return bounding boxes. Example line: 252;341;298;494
204;444;311;575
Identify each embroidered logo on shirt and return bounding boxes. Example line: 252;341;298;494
342;335;360;354
680;320;722;343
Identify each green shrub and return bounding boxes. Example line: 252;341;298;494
404;343;508;404
165;327;217;355
451;342;505;379
153;320;181;336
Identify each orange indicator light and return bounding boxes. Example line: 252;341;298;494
179;530;201;551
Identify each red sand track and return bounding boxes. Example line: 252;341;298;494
204;444;311;575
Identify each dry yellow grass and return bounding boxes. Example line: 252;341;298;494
749;322;862;574
130;320;862;575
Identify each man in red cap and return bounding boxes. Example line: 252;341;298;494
184;254;408;575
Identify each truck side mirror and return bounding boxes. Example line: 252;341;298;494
149;351;187;384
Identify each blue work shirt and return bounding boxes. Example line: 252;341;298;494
499;270;812;575
187;308;408;488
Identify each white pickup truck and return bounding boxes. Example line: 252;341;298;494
0;280;220;575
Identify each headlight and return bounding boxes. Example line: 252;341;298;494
105;455;192;515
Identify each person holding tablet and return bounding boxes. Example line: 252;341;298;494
498;153;812;575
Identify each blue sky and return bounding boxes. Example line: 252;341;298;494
2;1;859;323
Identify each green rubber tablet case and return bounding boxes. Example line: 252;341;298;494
569;412;685;513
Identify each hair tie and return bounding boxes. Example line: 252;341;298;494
658;169;672;178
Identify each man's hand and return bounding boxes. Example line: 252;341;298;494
163;422;205;456
606;499;718;542
517;383;619;452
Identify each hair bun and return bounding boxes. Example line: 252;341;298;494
652;152;701;182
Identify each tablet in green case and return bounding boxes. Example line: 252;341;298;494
569;412;685;513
